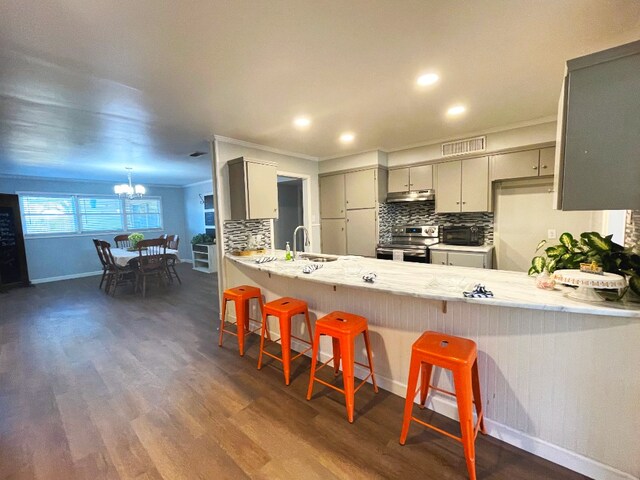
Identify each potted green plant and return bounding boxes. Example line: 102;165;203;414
191;233;214;246
128;232;145;249
529;231;640;300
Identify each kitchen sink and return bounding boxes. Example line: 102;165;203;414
299;253;339;263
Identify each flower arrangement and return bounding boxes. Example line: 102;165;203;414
128;232;145;249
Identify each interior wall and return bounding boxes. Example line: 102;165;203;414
0;175;188;281
319;150;385;174
493;178;605;272
214;139;321;252
183;179;214;247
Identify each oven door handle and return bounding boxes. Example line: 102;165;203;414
376;248;426;257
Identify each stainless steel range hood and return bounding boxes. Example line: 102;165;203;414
386;189;435;203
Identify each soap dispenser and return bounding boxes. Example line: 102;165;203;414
285;241;292;261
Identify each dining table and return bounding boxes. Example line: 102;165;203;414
110;247;180;267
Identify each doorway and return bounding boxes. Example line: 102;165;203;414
274;176;304;250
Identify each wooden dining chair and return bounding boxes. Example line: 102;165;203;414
135;238;167;297
114;234;131;248
99;240;135;296
92;239;109;290
165;234;181;285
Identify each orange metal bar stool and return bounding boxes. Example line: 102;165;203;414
219;285;264;356
257;297;313;385
399;331;486;480
306;311;378;423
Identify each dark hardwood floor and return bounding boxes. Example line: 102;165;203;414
0;265;587;479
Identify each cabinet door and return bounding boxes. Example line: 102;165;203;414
491;150;540;180
346;208;377;257
388;168;410;193
461;156;489;212
448;252;486;268
410;164;433;190
247;162;278;219
346;169;376;209
538;147;555;176
435;161;462;213
321;219;346;255
320;174;345;218
430;251;447;265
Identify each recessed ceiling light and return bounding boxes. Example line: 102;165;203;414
446;105;466;116
417;73;439;86
339;132;355;143
293;116;311;128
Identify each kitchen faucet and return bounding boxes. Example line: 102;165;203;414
292;225;310;260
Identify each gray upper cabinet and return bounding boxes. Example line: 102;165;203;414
388;165;432;193
388;168;410;193
320;174;345;218
435;157;489;213
228;157;278;220
556;40;640;210
490;147;555;181
345;169;377;209
410;164;433;190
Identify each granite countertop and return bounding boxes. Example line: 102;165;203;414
226;252;640;318
429;244;495;253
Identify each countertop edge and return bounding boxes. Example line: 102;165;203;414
226;255;640;318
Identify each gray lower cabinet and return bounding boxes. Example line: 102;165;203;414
430;249;492;269
320;219;346;255
346;209;377;257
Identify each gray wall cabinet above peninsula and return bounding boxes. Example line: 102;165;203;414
555;40;640;210
228;157;278;220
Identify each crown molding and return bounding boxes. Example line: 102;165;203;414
212;135;319;161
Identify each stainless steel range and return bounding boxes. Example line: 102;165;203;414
376;225;439;263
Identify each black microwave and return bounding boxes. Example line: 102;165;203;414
442;225;484;246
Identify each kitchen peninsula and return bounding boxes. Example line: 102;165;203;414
225;253;640;480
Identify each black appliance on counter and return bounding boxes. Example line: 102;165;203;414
441;225;484;246
376;225;439;263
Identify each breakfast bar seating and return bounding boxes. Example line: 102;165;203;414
219;285;265;356
400;331;486;480
257;296;313;385
307;310;378;423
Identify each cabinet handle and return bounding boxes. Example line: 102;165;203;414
341;209;344;213
542;165;548;169
456;201;460;205
409;183;414;186
533;165;538;170
449;263;453;266
404;184;408;187
462;201;466;204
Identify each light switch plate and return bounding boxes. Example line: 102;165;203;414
548;229;557;239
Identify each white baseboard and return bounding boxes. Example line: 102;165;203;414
180;258;193;263
254;330;635;480
31;270;103;284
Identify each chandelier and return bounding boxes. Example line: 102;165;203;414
114;167;146;199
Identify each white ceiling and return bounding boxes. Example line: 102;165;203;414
1;0;639;186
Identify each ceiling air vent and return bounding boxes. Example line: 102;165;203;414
189;151;207;158
441;136;486;157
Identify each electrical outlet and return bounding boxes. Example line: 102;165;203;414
548;229;556;239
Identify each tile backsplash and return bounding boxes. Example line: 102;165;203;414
625;210;639;251
378;201;494;244
222;219;271;252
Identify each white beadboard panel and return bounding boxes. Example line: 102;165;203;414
225;259;640;480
